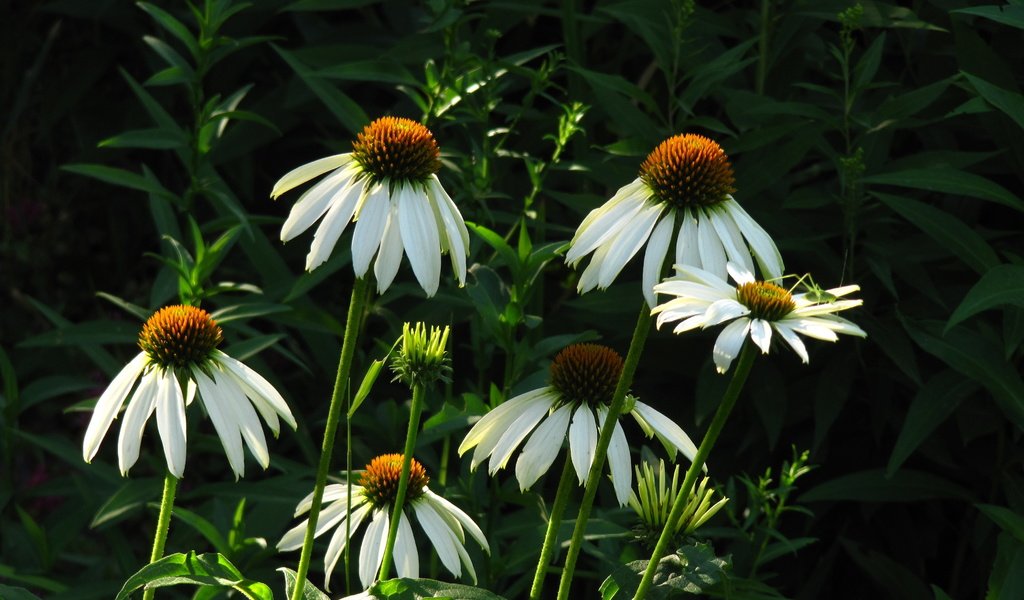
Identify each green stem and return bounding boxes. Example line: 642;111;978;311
290;277;370;600
756;0;770;95
529;458;576;600
555;304;653;600
631;342;756;600
142;470;179;600
378;383;427;580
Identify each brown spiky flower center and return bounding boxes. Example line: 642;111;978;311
549;344;624;407
736;281;795;321
138;305;223;370
358;453;429;509
639;133;736;208
351;116;441;183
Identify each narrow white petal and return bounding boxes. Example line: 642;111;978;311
786;319;840;341
631;401;699;464
155;370;187;478
597;407;631;506
642;212;674;308
422;490;489;553
373;201;404;295
713;318;751;374
413;500;461;577
185;379;197;406
576;240;611;294
773;322;809;363
194;369;244;479
303;173;364;270
322;502;372;589
723;197;784;280
83;353;147;463
675;208;701;267
116;370;159;476
350;183;391;277
398;183;442;296
569;178;645;252
748;319;773;354
696;210;728;278
459;388;551;464
358;509;389;589
295;483;356;515
393;510;419;579
514;403;572;491
566;187;649;265
701;298;750;328
487;395;555;473
214;351;296;432
281;165;357;242
708;207;754;274
270;154;353;199
725;262;755;286
212;368;269;470
597;201;664;288
428;176;469;286
568;405;598;485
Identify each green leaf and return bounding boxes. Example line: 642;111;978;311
467;222;521;283
169;506;231;556
137;2;199;58
903;319;1024;429
931;584;954;600
273;44;368;134
142;35;194;77
978;504;1024;544
947;265;1024;330
367;578;509;600
875;192;999;274
0;584;44;600
99;128;186;150
863;169;1024;213
278;567;331;600
114;551;273;600
854;32;886;90
951;5;1024;30
61;164;178;203
317;60;417;85
91;478;162;528
599;542;728;599
886;372;975;476
19;320;137;348
0;564;67;593
210;303;293;324
963;72;1024;131
351;357;387;418
800;468;972;503
223;334;285;362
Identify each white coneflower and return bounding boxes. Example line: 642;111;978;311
277;454;488;590
271;116;469;297
458;344;699;506
652;264;866;373
566;133;783;307
82;305;296;479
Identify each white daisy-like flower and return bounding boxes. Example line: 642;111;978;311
82;305;297;479
652;264;866;373
457;344;700;506
565;133;783;307
277;454;489;591
270;116;469;297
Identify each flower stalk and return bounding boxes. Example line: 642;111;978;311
142;469;179;600
529;458;576;600
631;342;756;599
290;276;370;600
555;303;653;600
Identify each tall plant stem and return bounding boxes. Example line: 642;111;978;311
142;470;179;600
555;304;653;600
378;384;427;580
290;277;370;600
529;458;576;600
631;343;756;600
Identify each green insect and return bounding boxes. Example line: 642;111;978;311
791;273;837;303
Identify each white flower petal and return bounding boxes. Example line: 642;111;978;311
642;212;675;308
675;207;701;267
597;406;631;506
631;401;699;464
116;370;160;476
459;388;553;467
393;510;419;580
568;404;598;485
515;403;572;491
358;509;389;589
374;201;404;294
323;502;373;590
413;500;462;577
708;207;755;274
713;318;751;374
303;174;364;270
212;368;270;471
194;369;244;479
748;318;773;354
597;201;664;288
576;240;612;294
214;351;296;432
567;185;649;265
350;184;391;278
281;164;358;242
397;183;443;296
428;175;469;287
155;370;187;478
271;154;353;199
725;262;755;286
487;395;555;473
83;352;147;463
702;298;750;328
696;210;728;278
773;322;809;363
786;318;840;342
723;197;783;280
422;490;489;554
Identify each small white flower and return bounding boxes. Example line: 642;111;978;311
82;305;296;479
271;116;469;297
458;344;699;506
277;454;488;591
652;264;866;373
566;133;783;307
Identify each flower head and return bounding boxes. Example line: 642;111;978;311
271;116;469;297
82;305;296;479
652;265;866;373
458;343;700;506
277;454;488;590
390;322;451;388
629;460;727;550
565;133;783;307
